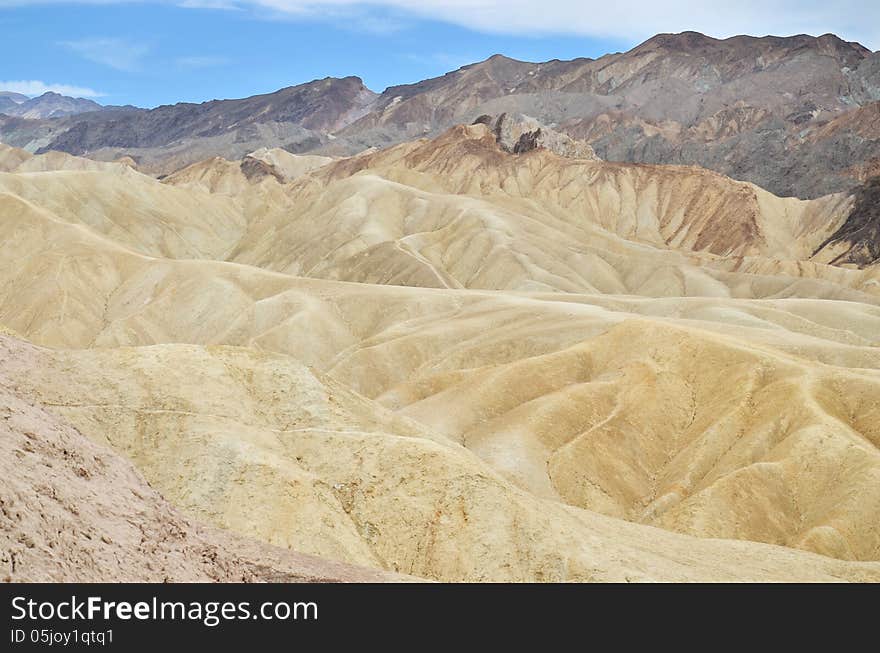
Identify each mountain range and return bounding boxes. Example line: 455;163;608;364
0;91;107;119
2;31;879;198
0;91;30;112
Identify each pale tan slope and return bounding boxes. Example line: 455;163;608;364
213;124;875;300
0;142;129;174
4;193;880;367
0;143;32;171
247;147;334;181
354;319;880;561
224;163;877;300
1;130;874;300
1;200;879;563
0;359;407;582
311;124;852;261
14;151;129;174
152;149;331;195
4;188;879;378
2;190;879;376
3;136;880;573
4;334;879;582
162;155;275;195
0;168;246;260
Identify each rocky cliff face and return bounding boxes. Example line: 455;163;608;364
474;112;598;159
814;176;880;265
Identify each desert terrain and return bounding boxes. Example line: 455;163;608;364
2;32;879;582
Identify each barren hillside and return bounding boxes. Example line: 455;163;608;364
1;112;879;582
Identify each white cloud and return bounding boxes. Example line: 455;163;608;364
0;80;104;97
248;3;408;34
347;14;407;35
239;0;880;50
175;55;230;68
61;37;150;71
3;1;879;50
177;0;241;9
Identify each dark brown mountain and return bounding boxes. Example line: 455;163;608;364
814;176;880;265
0;76;375;173
49;76;374;152
331;31;879;198
339;33;867;141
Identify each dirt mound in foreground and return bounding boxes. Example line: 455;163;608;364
0;370;408;582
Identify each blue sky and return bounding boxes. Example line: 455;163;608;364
2;1;878;108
